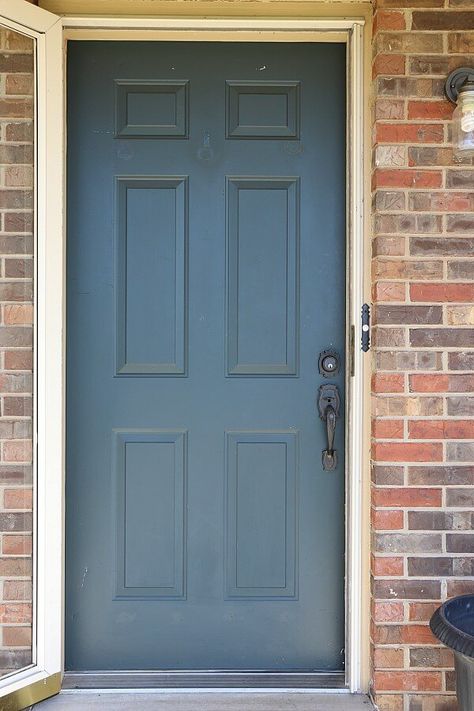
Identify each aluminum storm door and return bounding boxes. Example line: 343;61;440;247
66;41;346;674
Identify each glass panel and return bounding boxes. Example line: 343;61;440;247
0;26;35;678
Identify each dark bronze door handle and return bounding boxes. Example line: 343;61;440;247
317;384;341;471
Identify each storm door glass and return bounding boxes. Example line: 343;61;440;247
0;25;35;679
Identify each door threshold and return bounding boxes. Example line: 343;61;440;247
63;671;346;690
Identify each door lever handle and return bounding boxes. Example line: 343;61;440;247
317;384;341;471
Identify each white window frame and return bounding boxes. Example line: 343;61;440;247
0;0;64;701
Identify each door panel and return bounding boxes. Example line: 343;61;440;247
66;41;346;673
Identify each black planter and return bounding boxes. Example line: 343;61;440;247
431;595;474;711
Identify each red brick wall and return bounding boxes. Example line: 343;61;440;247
0;27;34;677
371;1;474;709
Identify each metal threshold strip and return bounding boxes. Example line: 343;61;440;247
63;671;346;689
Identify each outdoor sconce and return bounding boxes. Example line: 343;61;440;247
445;67;474;160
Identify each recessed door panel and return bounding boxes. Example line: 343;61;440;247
67;41;346;673
116;177;187;375
226;431;297;598
226;178;299;376
114;430;186;599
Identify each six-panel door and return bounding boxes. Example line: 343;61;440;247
66;41;346;671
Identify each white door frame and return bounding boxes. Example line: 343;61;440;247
62;16;372;694
0;5;371;703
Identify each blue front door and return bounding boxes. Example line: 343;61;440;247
66;41;346;672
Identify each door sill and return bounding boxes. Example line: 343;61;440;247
63;671;346;690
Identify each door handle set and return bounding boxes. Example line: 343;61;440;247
317;349;341;472
317;384;340;471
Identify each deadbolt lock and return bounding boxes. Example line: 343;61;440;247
318;349;340;377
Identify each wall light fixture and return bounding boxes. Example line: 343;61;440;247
445;67;474;160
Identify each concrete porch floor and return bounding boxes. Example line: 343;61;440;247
31;691;375;710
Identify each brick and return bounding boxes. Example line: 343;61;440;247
448;261;474;280
3;440;32;463
0;55;34;73
449;32;474;52
372;419;404;439
449;352;474;370
377;0;443;6
4;257;33;279
409;192;474;212
375;100;405;125
408;147;456;167
410;237;474;256
376;33;444;54
373;488;441;507
4;351;33;371
409;465;474;486
3;396;32;417
446;489;474;508
373;56;406;79
0;603;32;624
411;328;474;347
4;212;34;233
373;327;407;347
407;695;457;711
447;305;474;325
0;557;32;576
375;260;443;280
447;397;474;416
374;191;406;211
374;10;406;32
374;647;405;669
373;601;404;622
410;374;474;392
0;281;33;302
448;581;474;596
373;236;406;257
409;603;440;622
446;534;474;553
447;214;474;233
4;488;32;510
372;509;404;530
410;420;474;439
409;511;474;531
5;75;34;97
375;305;442;325
412;11;474;31
372;556;404;576
376;351;442;371
410;648;453;669
374;169;443;189
5;164;34;186
373;442;443;462
376;123;444;144
408;557;453;576
3;305;33;325
374;396;443;417
402;626;439;645
374;671;441;692
372;465;405;486
447;442;474;462
408;100;453;120
374;579;440;600
372;373;405;393
2;626;32;647
375;533;442;554
2;534;32;555
3;581;32;601
446;169;474;189
5;30;34;51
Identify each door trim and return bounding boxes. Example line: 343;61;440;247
59;14;371;694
